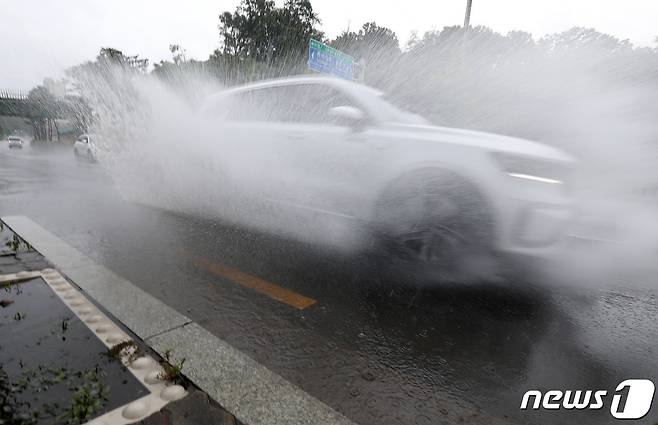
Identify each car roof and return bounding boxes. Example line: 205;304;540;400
201;74;390;122
239;74;378;90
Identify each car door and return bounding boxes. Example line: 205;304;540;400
202;83;386;237
200;86;301;222
268;83;387;221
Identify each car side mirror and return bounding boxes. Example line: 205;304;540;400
329;106;366;131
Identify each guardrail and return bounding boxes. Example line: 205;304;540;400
0;89;29;100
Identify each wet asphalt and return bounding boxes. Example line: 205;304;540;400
1;144;657;425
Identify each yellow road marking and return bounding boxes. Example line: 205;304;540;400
194;257;318;310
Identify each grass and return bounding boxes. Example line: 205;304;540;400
61;369;108;425
0;364;108;425
4;233;32;253
158;349;186;385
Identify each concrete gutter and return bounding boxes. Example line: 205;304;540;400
2;215;355;425
0;268;188;424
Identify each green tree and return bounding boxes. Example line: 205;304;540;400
218;0;277;61
331;22;400;60
330;22;400;86
169;44;186;65
27;86;60;141
276;0;323;60
215;0;322;73
67;47;148;96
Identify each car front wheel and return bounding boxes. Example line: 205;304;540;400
373;169;498;284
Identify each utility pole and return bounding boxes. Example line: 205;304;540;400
464;0;473;28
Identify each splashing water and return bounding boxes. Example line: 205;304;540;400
74;31;658;287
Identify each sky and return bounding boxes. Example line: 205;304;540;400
2;0;658;91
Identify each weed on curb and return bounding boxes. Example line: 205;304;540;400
158;349;186;385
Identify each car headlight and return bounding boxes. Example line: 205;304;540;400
491;152;570;185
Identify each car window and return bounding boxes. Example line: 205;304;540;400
223;89;280;122
275;84;359;124
221;83;360;125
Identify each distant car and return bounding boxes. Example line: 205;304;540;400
73;134;96;161
7;137;23;149
195;75;576;279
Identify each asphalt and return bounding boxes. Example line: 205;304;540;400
1;143;658;424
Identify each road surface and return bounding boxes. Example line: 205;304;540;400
1;144;657;424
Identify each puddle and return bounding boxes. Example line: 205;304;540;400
0;277;148;424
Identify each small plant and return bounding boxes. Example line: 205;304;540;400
61;317;70;332
1;364;107;424
3;282;23;295
58;317;71;341
60;369;108;424
158;349;186;384
5;234;31;253
13;312;25;321
106;340;141;363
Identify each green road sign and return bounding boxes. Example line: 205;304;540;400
308;39;356;80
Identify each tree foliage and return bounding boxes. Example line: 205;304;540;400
329;22;399;86
26;86;60;141
67;47;148;94
331;22;400;60
216;0;322;72
169;44;187;65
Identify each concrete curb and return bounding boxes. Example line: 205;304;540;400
1;215;356;425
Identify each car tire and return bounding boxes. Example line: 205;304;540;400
372;169;499;284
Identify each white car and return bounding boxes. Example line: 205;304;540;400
198;76;575;278
7;136;23;149
73;134;96;161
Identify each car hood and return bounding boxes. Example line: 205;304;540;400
385;123;575;163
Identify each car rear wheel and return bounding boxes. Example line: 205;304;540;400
373;169;498;284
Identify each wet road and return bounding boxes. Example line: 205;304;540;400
2;144;658;424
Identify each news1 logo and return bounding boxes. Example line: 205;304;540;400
520;379;655;419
